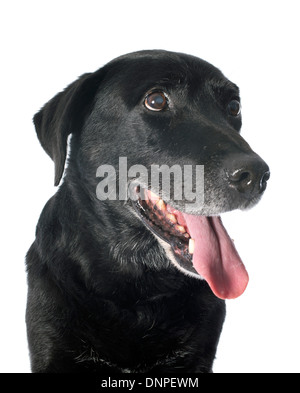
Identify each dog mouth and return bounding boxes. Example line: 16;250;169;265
132;186;249;300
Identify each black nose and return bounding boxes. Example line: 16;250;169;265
226;155;270;196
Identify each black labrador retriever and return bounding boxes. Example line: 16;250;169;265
26;50;270;373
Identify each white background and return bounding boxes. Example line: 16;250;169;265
1;0;299;373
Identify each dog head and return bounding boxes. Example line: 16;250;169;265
33;50;270;299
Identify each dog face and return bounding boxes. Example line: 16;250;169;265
73;51;269;213
34;50;269;299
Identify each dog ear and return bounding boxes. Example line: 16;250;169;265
33;70;104;186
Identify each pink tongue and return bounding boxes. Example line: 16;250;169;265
182;214;249;299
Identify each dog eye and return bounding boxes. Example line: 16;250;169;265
145;92;168;111
227;99;241;117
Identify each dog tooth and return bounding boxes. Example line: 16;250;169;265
156;199;166;211
166;213;177;224
183;233;190;238
175;225;186;233
189;238;195;254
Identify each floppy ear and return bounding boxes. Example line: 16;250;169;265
33;70;104;186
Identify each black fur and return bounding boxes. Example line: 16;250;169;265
26;50;268;373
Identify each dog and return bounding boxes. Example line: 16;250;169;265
26;50;270;373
